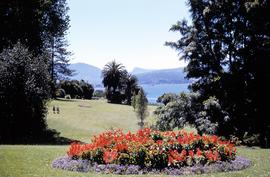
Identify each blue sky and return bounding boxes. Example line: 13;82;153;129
67;0;190;71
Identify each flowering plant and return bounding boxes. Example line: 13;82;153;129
67;129;236;169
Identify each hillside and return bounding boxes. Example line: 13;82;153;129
47;99;156;143
69;62;190;85
131;67;155;75
69;63;102;86
135;67;189;84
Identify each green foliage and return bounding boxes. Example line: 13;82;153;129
123;74;139;105
135;89;149;129
102;60;139;104
102;60;127;103
55;89;66;98
58;80;94;99
131;92;137;110
166;0;270;144
79;80;94;99
242;133;260;147
0;43;50;143
154;92;199;131
0;0;73;92
157;93;179;105
154;93;229;135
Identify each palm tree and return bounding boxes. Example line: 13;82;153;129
102;60;127;103
123;74;139;105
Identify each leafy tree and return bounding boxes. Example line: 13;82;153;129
154;92;228;135
102;60;127;103
123;74;139;105
135;88;148;129
131;92;137;110
157;93;179;106
0;43;50;143
166;0;270;143
59;80;95;99
154;92;200;131
79;80;94;99
0;0;73;94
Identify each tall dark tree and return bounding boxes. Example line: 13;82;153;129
79;80;94;99
123;74;139;105
0;43;50;143
102;60;127;103
42;0;73;82
166;0;270;143
135;88;148;129
0;0;73;91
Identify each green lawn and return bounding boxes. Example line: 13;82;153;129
46;99;157;143
1;99;270;177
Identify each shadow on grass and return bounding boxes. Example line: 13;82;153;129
0;129;84;145
54;98;78;102
38;129;85;145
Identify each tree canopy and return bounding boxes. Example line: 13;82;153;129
102;60;139;104
166;0;270;144
0;43;50;143
0;0;72;83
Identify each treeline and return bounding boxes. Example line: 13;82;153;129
56;80;94;99
157;0;270;146
0;0;71;144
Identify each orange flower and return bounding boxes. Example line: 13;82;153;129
103;149;118;164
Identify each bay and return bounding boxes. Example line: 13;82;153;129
140;83;189;103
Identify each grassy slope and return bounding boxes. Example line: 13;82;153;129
47;99;156;143
1;99;270;177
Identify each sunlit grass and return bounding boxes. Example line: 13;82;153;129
1;99;270;177
47;99;156;143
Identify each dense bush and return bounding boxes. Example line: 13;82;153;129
58;80;94;99
55;89;66;98
157;93;179;106
0;43;50;143
67;129;236;169
154;92;230;136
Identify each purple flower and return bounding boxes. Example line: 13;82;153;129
52;156;251;175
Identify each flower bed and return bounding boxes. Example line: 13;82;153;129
52;129;251;175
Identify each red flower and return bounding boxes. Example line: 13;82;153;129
156;140;163;146
196;148;202;156
103;149;118;164
189;150;194;158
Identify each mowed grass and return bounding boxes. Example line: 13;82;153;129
1;146;270;177
47;99;157;143
1;99;270;177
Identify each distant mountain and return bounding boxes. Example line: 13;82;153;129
135;68;189;85
69;62;190;86
131;67;155;75
69;63;102;86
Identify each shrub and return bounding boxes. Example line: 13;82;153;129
55;89;66;98
154;93;230;136
67;129;237;169
0;43;50;143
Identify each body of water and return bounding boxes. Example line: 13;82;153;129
95;83;190;103
141;83;189;103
